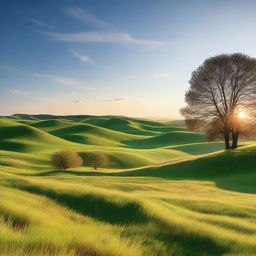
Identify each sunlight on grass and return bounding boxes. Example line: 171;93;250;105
1;116;256;255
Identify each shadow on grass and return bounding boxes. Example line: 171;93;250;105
121;219;227;256
8;180;149;225
27;170;102;177
0;207;30;232
113;148;256;193
155;226;227;256
170;142;224;155
0;141;29;152
123;132;205;149
32;147;256;194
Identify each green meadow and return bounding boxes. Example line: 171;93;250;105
1;114;256;256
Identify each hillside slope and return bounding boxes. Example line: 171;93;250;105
0;118;75;152
117;144;256;192
125;131;205;148
2;115;255;256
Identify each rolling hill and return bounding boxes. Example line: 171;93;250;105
0;114;256;256
125;130;205;148
0;118;75;153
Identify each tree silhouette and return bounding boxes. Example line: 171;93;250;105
181;53;256;149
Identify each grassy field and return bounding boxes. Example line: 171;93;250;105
0;114;256;256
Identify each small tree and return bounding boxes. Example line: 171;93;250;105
51;149;83;170
84;153;108;170
181;53;256;149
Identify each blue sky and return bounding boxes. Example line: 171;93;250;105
1;0;256;118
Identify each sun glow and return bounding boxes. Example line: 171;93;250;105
238;111;247;119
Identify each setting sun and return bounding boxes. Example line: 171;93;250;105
238;111;247;119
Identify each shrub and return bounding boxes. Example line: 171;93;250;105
51;149;83;170
82;153;108;170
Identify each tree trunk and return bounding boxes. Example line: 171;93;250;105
231;131;239;149
224;130;230;149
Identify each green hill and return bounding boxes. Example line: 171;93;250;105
0;118;74;152
120;144;256;193
126;131;205;148
97;118;159;135
81;117;109;126
50;122;147;146
1;115;256;256
29;119;74;132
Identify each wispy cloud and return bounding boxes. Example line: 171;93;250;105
0;66;22;72
70;49;95;63
30;73;95;90
64;6;114;30
45;31;166;49
45;6;166;49
7;88;31;95
27;17;55;29
96;98;125;103
73;99;83;104
0;66;94;90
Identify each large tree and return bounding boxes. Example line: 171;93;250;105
181;53;256;149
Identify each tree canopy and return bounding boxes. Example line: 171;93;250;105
181;53;256;149
51;149;83;170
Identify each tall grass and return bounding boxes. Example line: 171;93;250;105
1;116;256;255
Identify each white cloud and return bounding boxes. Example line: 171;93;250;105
70;49;95;63
30;73;95;90
45;31;166;49
64;6;113;30
7;88;31;95
27;17;55;29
